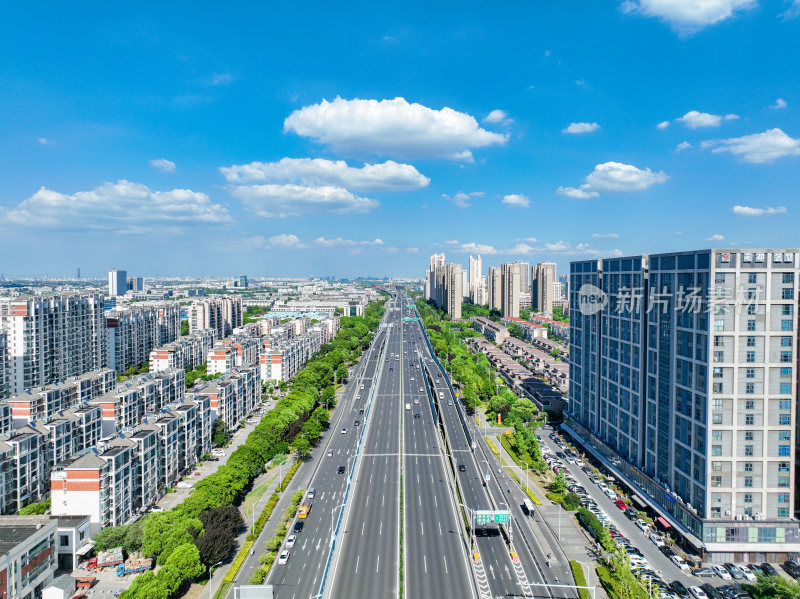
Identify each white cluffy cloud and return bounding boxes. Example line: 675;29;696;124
483;109;513;126
231;184;378;218
732;205;787;217
149;158;176;172
243;234;390;251
772;98;787;110
563;122;600;134
622;0;758;31
0;180;229;232
703;128;800;163
558;161;668;198
707;234;725;241
443;191;484;209
592;233;620;238
657;121;670;129
502;194;530;208
677;110;738;128
284;97;508;160
445;239;623;257
220;157;429;191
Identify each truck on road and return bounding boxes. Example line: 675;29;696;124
298;501;312;518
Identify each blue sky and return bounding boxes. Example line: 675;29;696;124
1;1;799;279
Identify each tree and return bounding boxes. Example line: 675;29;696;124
563;492;582;510
744;575;800;599
165;542;205;587
510;398;537;423
199;506;244;535
142;511;203;564
181;321;189;336
290;435;312;458
212;419;229;447
549;472;568;494
194;527;234;566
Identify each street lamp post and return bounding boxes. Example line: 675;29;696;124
330;503;346;541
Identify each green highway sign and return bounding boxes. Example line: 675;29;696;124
474;510;510;525
494;511;509;524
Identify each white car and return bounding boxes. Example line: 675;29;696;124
278;550;290;565
671;555;690;571
410;377;415;381
286;534;296;548
635;519;650;532
712;564;732;580
738;565;757;582
650;533;666;548
341;428;347;434
327;449;333;457
689;587;708;599
604;488;617;500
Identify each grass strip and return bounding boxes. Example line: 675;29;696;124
500;435;543;505
570;560;590;599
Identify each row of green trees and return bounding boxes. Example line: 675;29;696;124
112;298;385;599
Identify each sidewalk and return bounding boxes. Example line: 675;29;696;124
475;408;608;599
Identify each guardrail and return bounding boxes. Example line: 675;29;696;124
316;321;388;598
414;308;473;447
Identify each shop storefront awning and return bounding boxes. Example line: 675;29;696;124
656;517;672;529
631;494;648;509
75;542;94;556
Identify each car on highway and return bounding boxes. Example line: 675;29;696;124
308;488;315;499
278;550;290;565
418;387;424;393
341;427;347;434
414;413;420;418
359;409;364;414
338;465;345;474
354;420;360;426
286;534;296;548
712;565;732;580
413;399;420;405
458;464;466;472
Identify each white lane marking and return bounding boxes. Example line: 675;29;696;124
443;554;448;574
418;494;421;506
377;555;380;573
438;521;442;535
361;521;365;536
421;521;424;536
424;555;428;573
355;555;360;574
382;494;385;506
379;521;382;536
434;495;438;507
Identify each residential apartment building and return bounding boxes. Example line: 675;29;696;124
188;296;243;338
201;366;260;432
0;515;58;599
0;293;107;395
469;255;483;304
501;316;549;341
501;262;521;318
425;253;445;303
207;335;260;375
149;328;217;373
568;249;800;562
488;266;502;312
442;263;463;320
0;332;7;402
470;316;509;343
0;427;45;513
106;302;181;372
532;261;557;315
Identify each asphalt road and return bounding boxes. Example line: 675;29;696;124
265;318;388;599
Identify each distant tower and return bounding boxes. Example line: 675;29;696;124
76;267;81;281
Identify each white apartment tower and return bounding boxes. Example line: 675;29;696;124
469;255;483;304
488;266;502;311
108;270;127;297
532;261;557;315
501;262;521;318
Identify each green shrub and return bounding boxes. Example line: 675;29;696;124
570;560;589;599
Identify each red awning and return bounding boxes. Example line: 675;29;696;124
656;517;672;529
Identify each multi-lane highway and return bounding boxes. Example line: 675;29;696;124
266;316;388;599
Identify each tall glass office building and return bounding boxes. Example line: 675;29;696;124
568;249;799;563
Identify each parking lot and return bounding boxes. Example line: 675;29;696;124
541;429;797;599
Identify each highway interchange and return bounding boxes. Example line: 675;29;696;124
266;293;580;598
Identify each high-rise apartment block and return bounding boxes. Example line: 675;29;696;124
188;296;243;338
488;266;502;311
443;263;463;320
108;269;127;296
0;293;107;395
501;262;521;318
469;255;484;304
532;261;557;315
569;249;800;562
106;303;181;373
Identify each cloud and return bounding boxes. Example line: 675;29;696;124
483;109;513;126
37;137;55;145
675;141;692;152
556;186;599;199
592;233;620;238
559;161;668;199
231;184;378;218
563;122;600;134
706;234;725;241
220;157;428;191
781;0;800;18
445;239;622;257
704;128;800;163
149;158;176;173
284;96;508;160
210;73;234;86
676;110;738;128
406;247;419;253
0;180;230;232
772;98;787;109
732;205;787;217
502;194;530;208
443;191;484;209
545;241;571;251
242;234;391;251
657;121;670;130
622;0;758;31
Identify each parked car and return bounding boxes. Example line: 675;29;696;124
784;561;800;579
615;500;627;511
689;586;709;599
650;533;666;548
700;584;723;599
746;563;763;577
738;565;757;582
723;563;743;580
760;563;778;577
712;565;732;580
671;555;691;571
669;580;690;599
692;567;714;578
635;519;650;532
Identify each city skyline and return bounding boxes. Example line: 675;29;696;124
1;2;799;277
